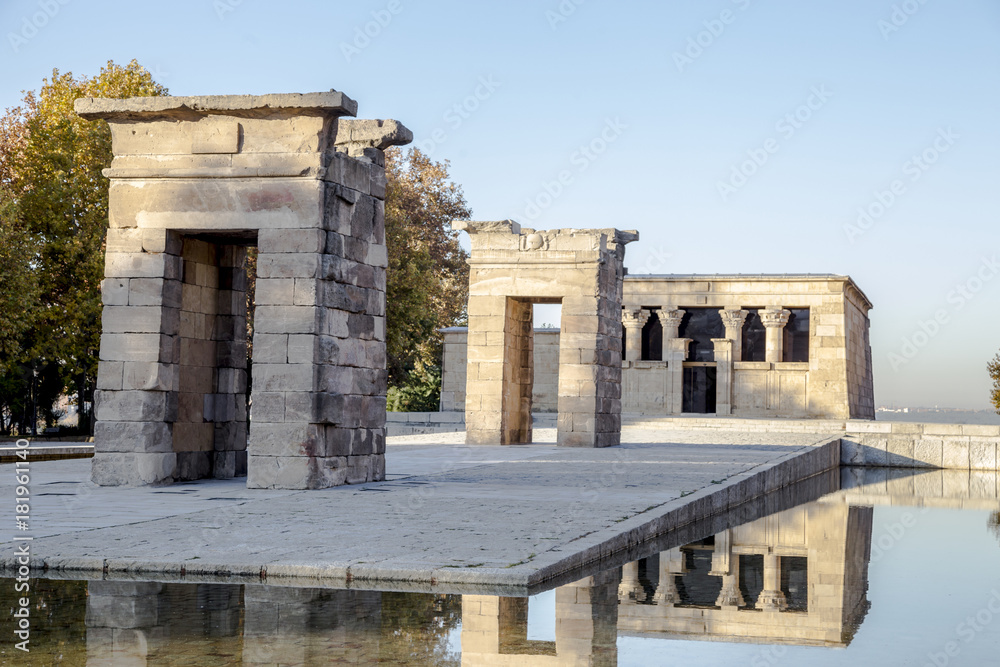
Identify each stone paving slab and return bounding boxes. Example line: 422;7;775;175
0;428;839;588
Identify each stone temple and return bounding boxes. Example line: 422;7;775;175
78;91;411;489
442;273;874;421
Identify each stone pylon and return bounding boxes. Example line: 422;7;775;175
77;91;411;489
454;221;637;447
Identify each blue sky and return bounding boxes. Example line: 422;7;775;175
2;0;998;409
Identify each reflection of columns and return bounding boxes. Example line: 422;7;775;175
758;553;788;611
621;309;649;363
463;571;618;667
665;338;691;414
86;581;165;666
710;530;744;608
760;308;791;364
618;560;646;603
653;547;685;605
712;338;733;416
244;586;382;665
655;308;684;346
720;309;749;362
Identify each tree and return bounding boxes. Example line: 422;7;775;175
0;60;167;433
989;352;1000;413
383;148;471;408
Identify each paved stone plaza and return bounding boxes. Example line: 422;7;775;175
1;427;838;588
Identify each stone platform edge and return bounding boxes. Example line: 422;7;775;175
3;436;841;590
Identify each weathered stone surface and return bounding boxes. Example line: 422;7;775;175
443;274;874;421
455;222;637;447
86;91;404;489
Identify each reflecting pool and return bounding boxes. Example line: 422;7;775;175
4;467;1000;666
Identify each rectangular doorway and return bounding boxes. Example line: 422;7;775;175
682;365;717;414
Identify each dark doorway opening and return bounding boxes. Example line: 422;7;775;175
682;365;717;414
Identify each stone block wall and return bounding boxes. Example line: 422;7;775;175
442;274;875;421
454;221;637;448
79;92;410;489
845;288;876;419
441;328;559;413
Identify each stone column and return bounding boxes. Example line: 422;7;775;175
758;552;788;611
761;308;791;364
665;338;691;414
621;308;649;363
655;308;684;347
556;570;619;667
94;228;184;486
720;308;749;362
464;296;533;445
618;560;646;602
652;547;685;605
710;530;744;609
557;292;622;448
712;338;734;416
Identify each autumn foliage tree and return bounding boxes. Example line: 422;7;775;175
989;352;1000;414
0;60;167;434
384;148;471;410
0;64;470;430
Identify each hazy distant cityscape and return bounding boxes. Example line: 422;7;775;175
876;407;1000;425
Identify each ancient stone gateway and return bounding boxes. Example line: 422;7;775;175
76;91;411;489
453;221;638;447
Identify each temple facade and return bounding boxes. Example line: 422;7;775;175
442;274;874;420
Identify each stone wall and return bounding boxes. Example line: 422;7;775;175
441;274;875;421
441;328;559;413
80;92;411;489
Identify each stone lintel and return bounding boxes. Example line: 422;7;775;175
452;220;521;235
75;91;359;120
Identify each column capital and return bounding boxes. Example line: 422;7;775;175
760;308;791;328
621;308;650;329
653;307;684;327
720;308;749;330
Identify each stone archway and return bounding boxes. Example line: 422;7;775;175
78;91;411;489
453;221;637;447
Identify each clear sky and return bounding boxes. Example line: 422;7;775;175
2;0;998;409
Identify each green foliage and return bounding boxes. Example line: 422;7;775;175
0;60;167;433
387;363;443;412
384;148;471;398
989;352;1000;414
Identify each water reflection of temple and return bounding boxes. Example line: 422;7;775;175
79;500;875;665
616;503;873;647
460;501;874;665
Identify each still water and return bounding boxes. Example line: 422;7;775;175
3;468;1000;666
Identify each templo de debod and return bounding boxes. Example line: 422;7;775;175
442;273;875;421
